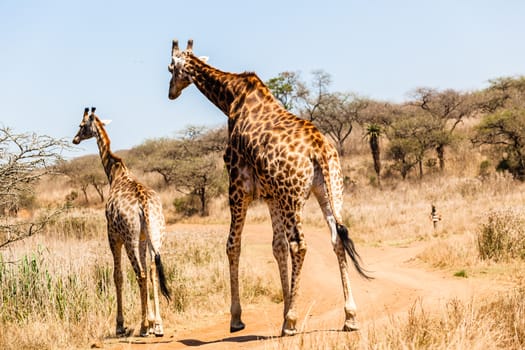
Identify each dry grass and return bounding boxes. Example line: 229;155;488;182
0;225;280;350
363;288;525;350
0;236;115;349
263;287;525;350
477;207;525;261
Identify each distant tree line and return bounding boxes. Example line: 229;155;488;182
267;71;525;183
58;73;525;217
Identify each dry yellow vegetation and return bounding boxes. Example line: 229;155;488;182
2;140;525;349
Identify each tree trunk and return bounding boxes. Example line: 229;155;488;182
338;141;345;157
198;187;208;217
155;170;171;186
401;160;408;180
93;184;105;203
436;144;445;171
81;185;89;204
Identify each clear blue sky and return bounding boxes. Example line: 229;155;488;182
1;0;524;157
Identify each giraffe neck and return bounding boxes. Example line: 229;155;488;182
185;55;263;117
93;120;125;184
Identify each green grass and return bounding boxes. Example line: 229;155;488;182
453;269;468;278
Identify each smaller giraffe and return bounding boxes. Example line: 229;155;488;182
73;107;171;337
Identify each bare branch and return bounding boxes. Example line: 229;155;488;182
0;127;69;248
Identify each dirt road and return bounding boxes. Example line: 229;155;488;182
104;224;499;349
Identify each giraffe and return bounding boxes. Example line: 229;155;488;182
167;39;372;336
73;107;171;337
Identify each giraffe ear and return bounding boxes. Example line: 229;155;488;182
101;119;112;126
198;56;209;63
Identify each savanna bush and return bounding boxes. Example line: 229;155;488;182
370;289;525;350
477;208;525;261
43;209;106;239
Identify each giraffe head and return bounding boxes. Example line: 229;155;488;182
73;107;111;144
167;39;208;100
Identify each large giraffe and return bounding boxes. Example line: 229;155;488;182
167;40;371;336
73;107;171;337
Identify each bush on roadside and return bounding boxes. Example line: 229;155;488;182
477;208;525;261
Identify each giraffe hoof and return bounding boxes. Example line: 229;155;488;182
140;326;150;337
343;320;359;332
282;315;297;336
281;327;297;336
116;326;129;337
230;322;245;333
153;323;164;337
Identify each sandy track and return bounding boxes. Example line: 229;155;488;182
104;223;500;349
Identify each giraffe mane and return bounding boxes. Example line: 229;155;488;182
238;72;272;91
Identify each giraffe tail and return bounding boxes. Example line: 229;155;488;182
336;223;373;280
155;253;172;302
316;144;373;280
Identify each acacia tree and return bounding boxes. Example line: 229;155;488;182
265;71;301;111
315;92;369;156
131;138;180;186
171;152;226;216
267;71;367;155
0;127;68;248
57;154;107;203
88;172;107;202
473;109;525;180
470;76;525;179
296;70;332;123
266;70;333;122
386;106;441;179
133;126;228;216
411;87;477;171
477;76;525;113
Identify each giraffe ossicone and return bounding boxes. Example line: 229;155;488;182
167;38;372;336
73;107;171;337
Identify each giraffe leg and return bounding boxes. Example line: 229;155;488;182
282;219;307;336
226;193;250;333
110;239;126;337
313;182;360;332
149;253;164;337
127;242;150;337
268;202;290;323
332;234;359;331
140;241;152;337
272;233;290;314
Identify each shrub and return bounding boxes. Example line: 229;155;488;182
479;160;492;179
43;209;106;240
173;196;199;217
477;208;525;261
